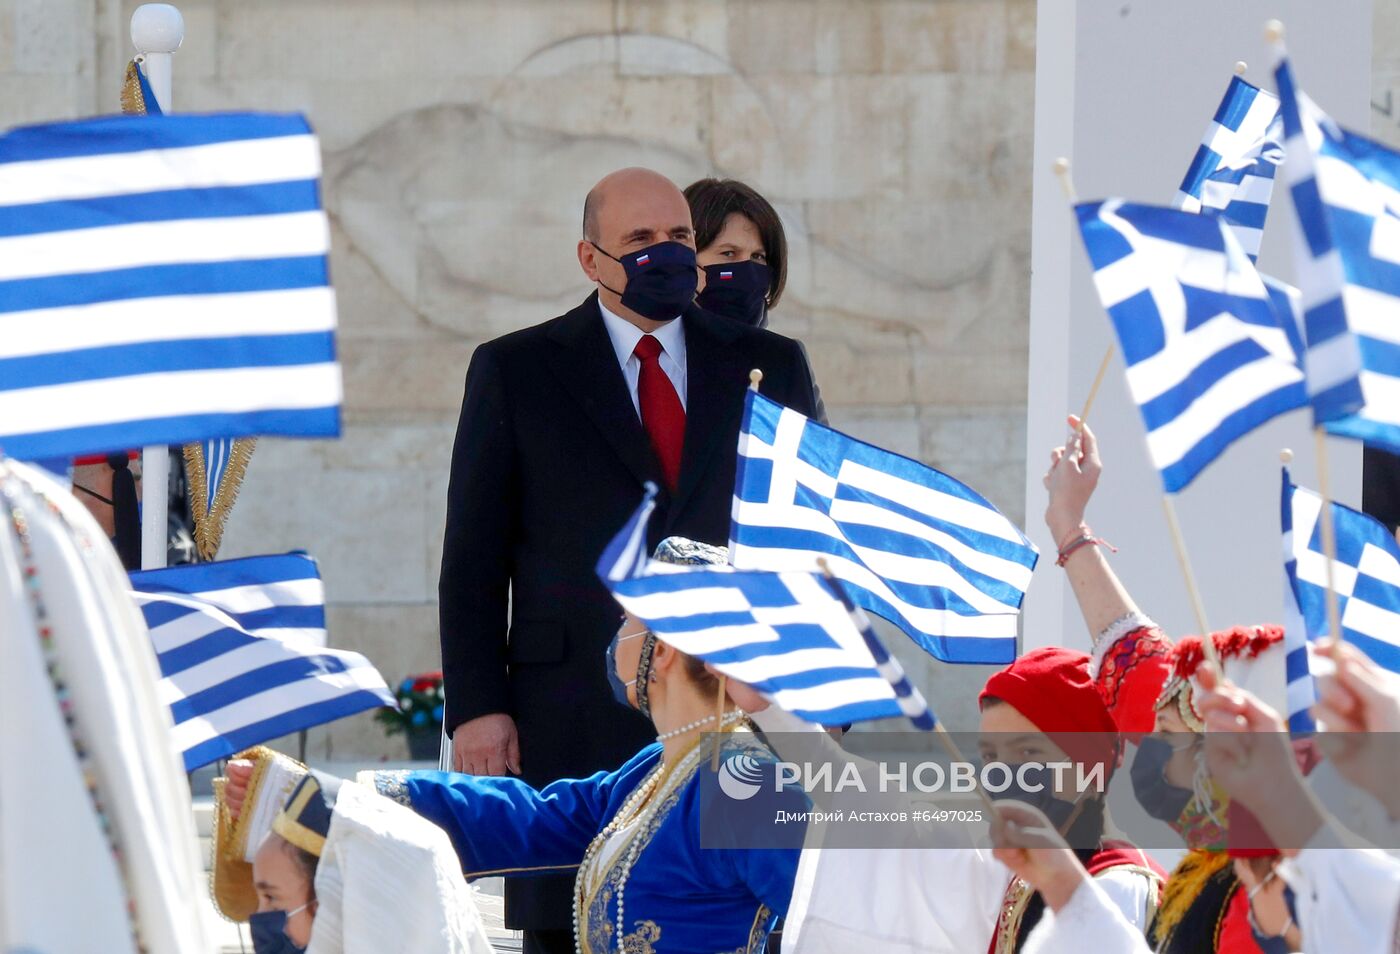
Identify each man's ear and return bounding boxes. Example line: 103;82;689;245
578;239;600;282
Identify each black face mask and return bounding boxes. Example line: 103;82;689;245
1131;736;1196;822
998;763;1076;829
74;452;141;570
592;241;698;323
249;910;307;954
604;628;657;718
697;260;771;327
995;763;1105;849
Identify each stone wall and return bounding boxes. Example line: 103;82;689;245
0;1;1392;759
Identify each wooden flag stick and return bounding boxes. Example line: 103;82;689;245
1051;157;1113;431
749;368;763;392
1076;347;1114;431
711;674;728;771
1235;60;1249;76
931;722;1000;817
1313;427;1344;644
1053;156;1077;204
1161;495;1221;667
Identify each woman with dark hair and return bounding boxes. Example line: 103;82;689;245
684;177;787;330
685;177;825;422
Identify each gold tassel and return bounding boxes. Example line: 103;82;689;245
184;439;257;562
120;60;148;116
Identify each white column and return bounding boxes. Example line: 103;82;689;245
130;4;183;570
1023;0;1373;649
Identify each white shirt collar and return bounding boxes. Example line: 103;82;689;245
598;298;687;369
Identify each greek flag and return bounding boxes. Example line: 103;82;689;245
1175;75;1283;262
0;113;341;461
129;552;394;771
1282;470;1400;728
1275;50;1397;445
598;487;935;729
730;392;1036;664
1075;199;1307;492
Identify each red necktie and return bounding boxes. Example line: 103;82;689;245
633;334;685;491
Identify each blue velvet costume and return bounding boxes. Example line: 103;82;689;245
370;727;803;953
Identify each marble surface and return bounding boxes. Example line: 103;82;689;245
0;0;1394;757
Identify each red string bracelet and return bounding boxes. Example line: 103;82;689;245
1056;524;1118;567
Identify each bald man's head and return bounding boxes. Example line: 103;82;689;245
576;168;699;329
581;168;693;248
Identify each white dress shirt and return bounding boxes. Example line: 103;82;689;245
599;299;688;417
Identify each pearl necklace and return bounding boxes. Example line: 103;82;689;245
655;706;744;742
572;718;747;952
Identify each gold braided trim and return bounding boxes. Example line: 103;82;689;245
121;60;147;115
1151;848;1232;945
991;877;1036;954
271;778;327;858
211;746;309;920
210;777;257;922
184;438;257;561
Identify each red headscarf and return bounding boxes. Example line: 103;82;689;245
980;647;1120;778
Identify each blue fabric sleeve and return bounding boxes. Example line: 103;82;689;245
690;756;807;917
403;743;660;879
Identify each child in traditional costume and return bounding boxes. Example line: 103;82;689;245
1045;417;1296;952
755;640;1166;954
363;538;805;954
214;747;492;954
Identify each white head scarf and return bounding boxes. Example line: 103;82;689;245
0;459;214;954
305;779;493;954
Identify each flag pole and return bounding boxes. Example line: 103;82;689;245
711;674;727;772
1312;427;1344;643
131;4;183;570
1053;157;1114;431
1161;494;1220;666
1054;155;1218;666
715;376;762;771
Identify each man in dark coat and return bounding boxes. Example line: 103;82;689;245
439;167;821;952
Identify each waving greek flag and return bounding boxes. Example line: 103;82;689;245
129;552;394;771
598;487;935;729
1175;75;1283;262
730;392;1035;664
1275;50;1399;446
0;113;341;461
1076;200;1306;492
1282;470;1400;728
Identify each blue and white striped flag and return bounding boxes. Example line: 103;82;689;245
1275;50;1397;444
599;487;935;729
129;552;394;771
1280;470;1317;732
0;113;341;461
730;392;1036;664
1075;199;1307;492
1175;75;1283;262
1282;469;1400;728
